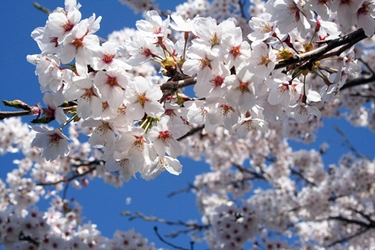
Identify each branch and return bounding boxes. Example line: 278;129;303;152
275;29;368;70
121;211;210;238
232;162;267;180
0;100;77;122
0;100;39;120
349;93;375;99
340;73;375;91
177;125;204;141
32;2;51;14
0;110;35;120
311;213;375;248
19;231;39;247
36;160;102;186
167;183;197;198
153;226;191;250
325;227;370;248
328;215;371;228
290;168;317;187
334;125;370;160
347;207;375;227
161;76;197;92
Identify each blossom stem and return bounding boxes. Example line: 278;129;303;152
60;114;78;130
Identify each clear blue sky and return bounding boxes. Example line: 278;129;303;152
0;1;374;249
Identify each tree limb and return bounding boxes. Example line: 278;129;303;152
275;28;368;70
153;226;191;250
36;160;102;186
161;76;197;92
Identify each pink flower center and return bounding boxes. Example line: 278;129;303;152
72;37;84;48
63;21;74;32
230;46;241;58
136;93;150;107
106;75;119;88
48;133;62;146
158;131;171;142
211;76;224;87
133;135;146;149
141;47;153;57
82;87;96;100
237;81;250;93
220;104;233;116
103;53;115;64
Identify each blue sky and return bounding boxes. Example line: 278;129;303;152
0;1;374;249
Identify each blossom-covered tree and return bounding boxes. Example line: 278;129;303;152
1;0;375;249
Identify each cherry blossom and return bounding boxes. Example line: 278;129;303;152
42;92;68;124
266;0;314;36
1;0;375;249
224;66;258;111
147;116;188;157
45;0;82;43
124;76;164;119
93;67;129;109
136;10;171;39
331;0;364;31
31;126;70;161
248;40;276;79
247;13;276;42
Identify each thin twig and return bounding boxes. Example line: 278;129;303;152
347;207;375;226
0;110;35;120
290;168;317;187
167;183;197;198
121;211;209;237
341;74;375;91
325;227;370;248
154;226;190;250
36;165;97;186
33;2;51;14
177;125;204;141
232;162;267;180
328;215;371;228
334;125;370;160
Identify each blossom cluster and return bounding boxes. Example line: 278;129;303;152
1;0;375;249
26;0;375;182
0;117;158;249
0;195;157;249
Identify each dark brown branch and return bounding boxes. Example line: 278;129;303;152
121;211;210;238
153;226;190;250
324;211;375;248
290;168;317;187
33;2;51;14
161;76;197;92
0;110;35;120
334;125;370;160
328;215;371;228
347;207;375;227
349;93;375;99
0;102;76;121
19;231;39;247
275;29;368;70
36;163;99;186
325;227;370;248
232;162;267;180
340;73;375;91
167;183;197;198
177;125;204;141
